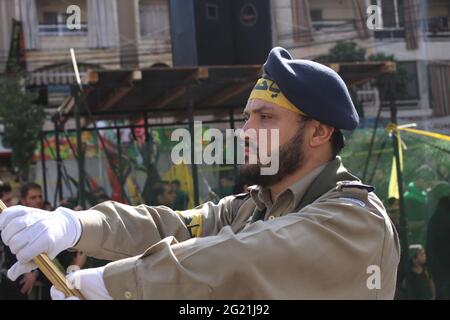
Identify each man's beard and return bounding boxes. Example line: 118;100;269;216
239;123;306;187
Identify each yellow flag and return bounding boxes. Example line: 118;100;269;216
399;127;450;142
126;176;143;206
388;131;404;199
386;123;450;199
162;162;195;209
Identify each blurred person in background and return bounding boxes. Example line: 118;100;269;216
426;184;450;299
152;181;176;207
43;201;53;211
171;180;189;210
403;244;436;300
57;250;87;274
14;182;50;299
20;182;43;209
0;181;27;300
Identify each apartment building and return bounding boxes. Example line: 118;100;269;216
273;0;450;124
0;0;172;108
0;0;173;68
0;0;448;124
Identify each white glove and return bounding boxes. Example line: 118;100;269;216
50;267;112;300
0;206;82;281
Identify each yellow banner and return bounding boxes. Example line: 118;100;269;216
175;209;202;238
162;162;195;209
398;127;450;142
386;123;450;199
388;130;404;199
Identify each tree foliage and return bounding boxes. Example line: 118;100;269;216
0;72;46;181
320;41;367;63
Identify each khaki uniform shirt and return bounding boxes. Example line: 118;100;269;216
74;157;400;299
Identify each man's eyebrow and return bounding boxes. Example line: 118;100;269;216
243;106;275;116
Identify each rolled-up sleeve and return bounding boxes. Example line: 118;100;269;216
73;197;239;261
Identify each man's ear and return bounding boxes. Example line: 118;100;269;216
309;121;334;147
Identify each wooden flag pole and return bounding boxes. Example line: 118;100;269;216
0;201;84;299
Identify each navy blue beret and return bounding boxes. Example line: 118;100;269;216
263;47;359;130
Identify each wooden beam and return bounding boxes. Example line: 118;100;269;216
57;86;94;125
95;70;142;112
84;70;99;84
175;72;260;121
97;87;132;112
329;63;340;73
200;80;255;107
151;67;209;109
175;81;254;122
380;61;397;74
153;86;187;109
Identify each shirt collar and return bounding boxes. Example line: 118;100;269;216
287;164;327;210
248;163;327;211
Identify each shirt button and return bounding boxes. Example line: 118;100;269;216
124;291;133;300
268;216;275;220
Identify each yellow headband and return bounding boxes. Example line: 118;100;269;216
248;78;305;115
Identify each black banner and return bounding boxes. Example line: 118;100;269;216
6;19;26;73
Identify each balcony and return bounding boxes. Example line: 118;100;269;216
374;28;405;40
36;0;88;36
38;23;88;36
374;16;450;40
312;19;357;33
308;18;360;46
426;16;450;38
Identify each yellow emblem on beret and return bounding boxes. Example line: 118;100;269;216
248;78;306;116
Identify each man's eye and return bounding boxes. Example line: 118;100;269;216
260;114;271;120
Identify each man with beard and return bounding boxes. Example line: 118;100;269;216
0;47;400;300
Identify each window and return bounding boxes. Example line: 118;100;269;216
372;0;406;38
206;3;219;20
37;0;87;36
381;0;397;28
396;61;420;101
427;16;450;37
139;0;170;40
375;0;404;29
310;9;323;22
42;12;60;25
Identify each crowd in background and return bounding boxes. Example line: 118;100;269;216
0;181;106;300
0;167;448;300
386;165;450;300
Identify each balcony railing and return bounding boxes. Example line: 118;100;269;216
426;16;450;38
38;24;88;36
374;16;450;40
312;20;356;33
374;28;405;40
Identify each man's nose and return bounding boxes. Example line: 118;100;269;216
242;116;256;133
